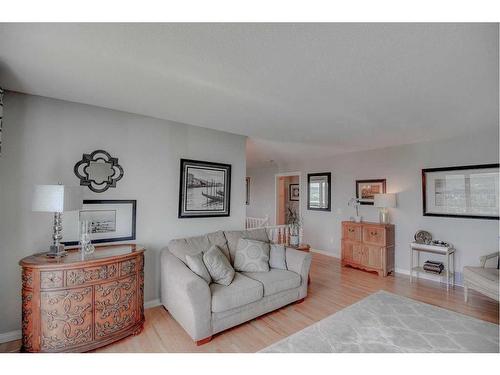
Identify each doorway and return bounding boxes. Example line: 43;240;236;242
275;172;301;225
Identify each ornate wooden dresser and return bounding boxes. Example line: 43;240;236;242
341;221;394;276
19;244;145;352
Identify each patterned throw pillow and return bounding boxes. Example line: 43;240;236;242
234;238;270;272
185;253;212;284
269;244;287;270
203;245;235;286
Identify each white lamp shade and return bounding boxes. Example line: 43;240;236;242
32;185;83;212
374;193;397;208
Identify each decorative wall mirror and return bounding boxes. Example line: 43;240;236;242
74;150;124;193
307;172;331;211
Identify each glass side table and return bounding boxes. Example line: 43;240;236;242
410;242;455;290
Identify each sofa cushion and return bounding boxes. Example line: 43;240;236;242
168;230;230;263
185;253;212;284
242;269;301;296
203;245;235;286
224;228;269;263
234;239;270;272
464;266;499;293
269;244;287;270
210;272;264;313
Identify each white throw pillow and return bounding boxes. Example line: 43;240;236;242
185;253;212;284
234;238;270;272
203;245;235;286
269;244;287;270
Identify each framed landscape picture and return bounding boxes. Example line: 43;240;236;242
179;159;231;218
289;183;300;201
62;200;137;246
422;164;499;220
356;179;386;205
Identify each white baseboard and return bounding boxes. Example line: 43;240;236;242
0;330;21;344
395;267;463;287
0;299;163;344
310;248;339;258
144;298;161;309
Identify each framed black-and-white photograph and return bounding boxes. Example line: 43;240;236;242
289;184;300;201
246;177;250;205
179;159;231;218
62;200;136;245
422;164;499;220
356;179;386;205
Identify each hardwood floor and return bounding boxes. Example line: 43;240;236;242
1;252;498;353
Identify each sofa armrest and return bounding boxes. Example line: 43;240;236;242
480;251;500;268
160;249;212;340
285;247;312;299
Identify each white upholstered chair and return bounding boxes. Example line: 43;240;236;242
463;251;499;303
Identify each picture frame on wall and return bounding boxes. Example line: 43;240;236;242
62;199;137;246
356;179;386;205
422;163;499;220
289;183;300;201
246;177;250;205
307;172;331;211
179;158;231;218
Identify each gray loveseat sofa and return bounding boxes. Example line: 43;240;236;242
160;228;312;345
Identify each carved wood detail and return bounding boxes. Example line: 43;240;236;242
41;271;64;289
21;290;33;351
120;259;136;276
66;264;117;287
40;287;93;350
95;276;137;337
22;269;33;289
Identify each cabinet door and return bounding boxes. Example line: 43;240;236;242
364;245;383;269
363;226;386;246
343;223;362;242
352;245;363;264
342;241;359;261
40;287;93;351
94;275;137;339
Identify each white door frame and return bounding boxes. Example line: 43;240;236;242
274;171;302;225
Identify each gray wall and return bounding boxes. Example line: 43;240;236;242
247;130;499;283
0;92;247;333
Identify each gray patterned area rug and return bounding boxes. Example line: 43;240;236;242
260;290;499;353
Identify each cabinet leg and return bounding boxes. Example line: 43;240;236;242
195;336;212;346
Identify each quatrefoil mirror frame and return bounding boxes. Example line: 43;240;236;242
74;149;124;193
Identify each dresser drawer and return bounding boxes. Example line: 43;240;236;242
66;264;118;287
343;223;362;242
362;226;386;245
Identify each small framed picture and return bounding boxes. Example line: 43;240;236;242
289;184;300;201
179;159;231;218
356;179;386;205
246;177;250;205
422;164;499;219
62;200;136;246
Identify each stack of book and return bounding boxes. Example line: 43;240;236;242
423;260;444;274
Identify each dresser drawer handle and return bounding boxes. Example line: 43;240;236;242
348;228;355;233
370;231;378;236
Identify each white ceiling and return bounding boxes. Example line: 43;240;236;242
0;23;498;168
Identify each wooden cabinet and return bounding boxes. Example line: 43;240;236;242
19;244;145;353
341;221;394;276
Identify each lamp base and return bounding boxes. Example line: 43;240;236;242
379;209;390;224
46;244;67;258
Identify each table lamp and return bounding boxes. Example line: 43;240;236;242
374;193;396;224
32;184;83;257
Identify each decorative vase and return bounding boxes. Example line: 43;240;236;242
79;220;95;256
290;234;300;246
354;215;363;223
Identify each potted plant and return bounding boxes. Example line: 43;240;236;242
348;198;362;222
287;207;302;246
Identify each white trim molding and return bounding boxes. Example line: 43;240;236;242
0;330;21;344
310;248;340;258
144;298;161;309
